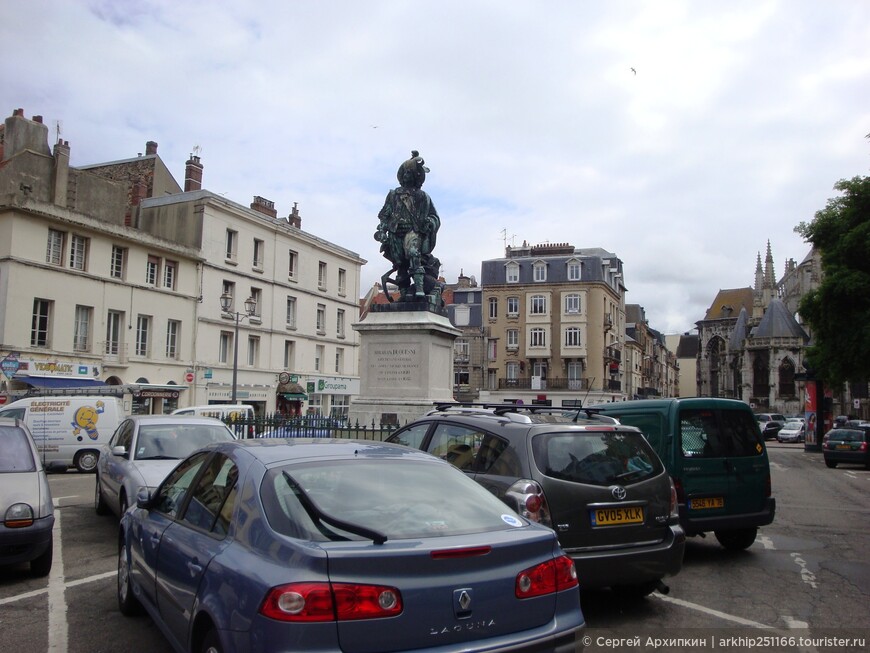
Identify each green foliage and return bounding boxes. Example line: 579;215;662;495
796;176;870;385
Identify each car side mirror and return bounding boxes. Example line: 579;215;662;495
112;445;128;458
136;486;152;509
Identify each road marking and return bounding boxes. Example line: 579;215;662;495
48;503;68;653
790;553;818;588
0;571;115;606
756;534;776;550
783;615;809;629
652;594;774;628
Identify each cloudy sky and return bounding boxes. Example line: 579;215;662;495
4;0;868;334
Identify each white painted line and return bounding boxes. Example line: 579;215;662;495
790;553;818;588
0;570;115;606
652;593;775;629
756;534;776;550
783;615;809;629
47;503;68;652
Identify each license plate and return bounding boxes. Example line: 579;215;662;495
590;506;644;526
690;497;724;510
836;444;852;450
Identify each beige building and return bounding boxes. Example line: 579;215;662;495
477;242;627;406
0;108;363;416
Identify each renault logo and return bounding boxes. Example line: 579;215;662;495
611;486;627;500
454;588;473;617
458;590;472;610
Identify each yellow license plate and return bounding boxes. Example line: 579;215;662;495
690;497;724;510
836;444;852;450
590;506;644;527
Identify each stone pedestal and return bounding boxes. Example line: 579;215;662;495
349;306;460;426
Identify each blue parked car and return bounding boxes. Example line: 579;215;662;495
117;439;585;653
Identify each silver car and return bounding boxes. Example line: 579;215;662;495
95;415;236;518
777;419;806;443
0;417;54;576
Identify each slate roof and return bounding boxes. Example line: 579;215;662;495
702;288;754;321
751;298;809;341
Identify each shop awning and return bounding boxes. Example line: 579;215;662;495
278;381;307;400
15;375;106;389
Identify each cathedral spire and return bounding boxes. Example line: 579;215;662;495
754;251;763;292
764;240;775;289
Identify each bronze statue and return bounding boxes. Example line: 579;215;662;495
375;150;443;304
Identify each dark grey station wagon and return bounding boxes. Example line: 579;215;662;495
388;404;686;597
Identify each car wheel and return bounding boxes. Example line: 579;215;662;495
825;460;837;468
200;627;223;653
30;537;53;577
74;449;99;474
95;478;109;516
611;579;659;600
117;544;143;616
714;527;757;550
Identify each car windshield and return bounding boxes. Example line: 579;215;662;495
261;458;525;541
0;425;36;472
531;431;662;486
783;420;803;428
134;424;235;460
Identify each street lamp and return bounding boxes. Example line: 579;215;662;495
220;292;257;404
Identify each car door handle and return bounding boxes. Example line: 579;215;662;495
187;561;203;576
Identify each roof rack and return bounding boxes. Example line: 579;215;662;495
430;401;612;423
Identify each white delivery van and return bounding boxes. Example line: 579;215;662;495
172;404;256;437
0;396;125;473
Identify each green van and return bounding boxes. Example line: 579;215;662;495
590;398;775;550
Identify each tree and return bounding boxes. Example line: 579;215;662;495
795;174;870;386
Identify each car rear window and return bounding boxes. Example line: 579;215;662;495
261;459;526;541
828;429;865;442
531;430;663;486
0;425;37;472
681;408;763;458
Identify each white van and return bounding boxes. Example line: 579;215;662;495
171;404;254;421
0;396;125;473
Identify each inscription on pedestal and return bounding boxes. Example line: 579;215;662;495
372;346;420;387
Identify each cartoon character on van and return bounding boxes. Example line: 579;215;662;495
71;401;105;441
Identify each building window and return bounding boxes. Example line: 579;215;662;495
507;329;519;350
455;369;470;386
337;309;345;338
454;305;470;326
530;295;547;315
46;229;64;265
565;327;582;347
249;287;262;318
331;395;349;420
315;345;324;372
316;304;326;334
506;361;520;381
248;336;260;367
530;327;547;348
335;347;344;373
31;299;52;347
288;250;297;280
146;255;160;285
225;229;238;261
532;361;548;379
565;294;581;314
338;268;347;296
110;245;127;279
308;393;322;414
568;361;583;388
283;340;295;369
166;320;180;359
163;260;177;290
318;262;327;290
219;331;232;364
488;297;498;319
106;310;123;356
253;239;264;269
487;369;498;390
74;305;91;352
533;261;547;282
135;315;151;357
69;235;88;271
286;296;297;328
507;296;519;316
488;339;497;360
454;339;470;360
506;263;519;283
567;260;581;281
779;359;796;397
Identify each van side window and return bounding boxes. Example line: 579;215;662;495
719;409;764;457
679;410;720;458
612;414;664;452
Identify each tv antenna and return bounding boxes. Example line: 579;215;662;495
500;228;517;248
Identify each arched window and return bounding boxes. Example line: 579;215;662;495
778;358;796;397
752;355;769;399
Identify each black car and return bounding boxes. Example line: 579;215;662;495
387;403;686;597
755;413;786;440
823;425;870;469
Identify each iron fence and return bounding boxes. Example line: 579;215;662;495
223;413;401;442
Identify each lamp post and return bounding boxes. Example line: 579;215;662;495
220;292;257;404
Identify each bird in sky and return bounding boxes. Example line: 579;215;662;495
630;67;636;75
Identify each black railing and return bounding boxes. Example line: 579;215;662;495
223;413;401;441
498;377;590;390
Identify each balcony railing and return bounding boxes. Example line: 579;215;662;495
100;342;129;365
604;346;622;362
498;377;590;391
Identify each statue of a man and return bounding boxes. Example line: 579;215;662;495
374;151;441;301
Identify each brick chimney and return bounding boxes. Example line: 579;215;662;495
52;139;71;208
3;108;51;159
184;154;203;192
287;202;301;228
145;141;158;155
251;195;277;219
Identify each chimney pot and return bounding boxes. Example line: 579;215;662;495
145;141;158;155
13;108;23;117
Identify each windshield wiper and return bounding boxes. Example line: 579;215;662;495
613;470;644;483
282;471;387;545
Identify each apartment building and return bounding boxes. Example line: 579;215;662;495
477;242;628;406
0;108;363;416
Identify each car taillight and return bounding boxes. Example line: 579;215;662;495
260;582;402;622
506;479;551;527
516;555;578;598
859;442;867;452
672;478;686;504
668;478;679;518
